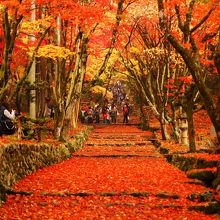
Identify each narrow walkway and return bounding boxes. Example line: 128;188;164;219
0;125;217;219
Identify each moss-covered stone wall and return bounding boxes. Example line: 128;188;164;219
151;139;220;190
0;127;90;202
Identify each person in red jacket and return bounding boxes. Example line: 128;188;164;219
122;104;129;124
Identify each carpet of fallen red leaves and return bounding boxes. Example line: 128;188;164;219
0;124;219;220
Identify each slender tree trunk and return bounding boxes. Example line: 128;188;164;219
70;34;89;128
140;105;149;130
29;59;36;119
159;112;169;140
72;99;80;128
54;106;66;141
0;8;22;100
185;103;196;152
29;0;36;119
38;57;48;117
138;94;149;130
170;102;180;143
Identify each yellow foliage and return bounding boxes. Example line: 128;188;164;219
108;49;120;64
86;49;119;81
129;58;139;66
33;44;74;60
129;58;140;73
130;47;141;54
0;4;4;11
115;72;128;81
99;73;108;81
21;16;54;34
90;85;113;100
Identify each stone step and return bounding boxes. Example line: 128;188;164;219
186;168;217;186
72;154;161;158
89;135;152;139
85;142;152;146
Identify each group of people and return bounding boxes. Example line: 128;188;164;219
0;100;132;136
79;102;131;125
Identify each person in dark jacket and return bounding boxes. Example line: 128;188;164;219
0;102;16;135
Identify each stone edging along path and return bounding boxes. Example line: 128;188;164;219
0;125;219;219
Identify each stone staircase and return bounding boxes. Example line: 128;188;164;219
0;124;218;219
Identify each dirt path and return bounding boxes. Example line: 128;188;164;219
0;125;218;219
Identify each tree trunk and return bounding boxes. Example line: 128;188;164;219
185;103;196;152
37;57;48;117
29;59;36;119
140;104;149;130
159;112;169;140
0;8;23;101
70;34;89;128
28;0;36;119
170;102;180;143
72;99;80;128
54;106;66;141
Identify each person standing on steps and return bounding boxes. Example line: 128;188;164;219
110;105;117;124
102;105;111;124
102;106;108;124
87;106;93;124
79;107;86;123
94;104;101;124
122;103;129;124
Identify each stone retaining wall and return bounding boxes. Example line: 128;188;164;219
0;127;90;203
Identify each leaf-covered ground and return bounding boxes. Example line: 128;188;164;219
0;124;218;219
